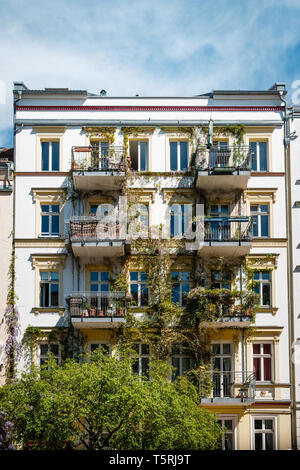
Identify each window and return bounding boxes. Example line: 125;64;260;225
170;343;193;381
40;271;59;307
41;141;60;171
90;271;110;292
170;141;188;171
89;342;110;356
218;417;236;450
91;141;109;170
41;204;60;236
253;417;275;450
170;204;192;238
212;343;233;398
253;271;271;306
211;270;231;290
130;272;148;307
251;204;269;237
171;271;190;306
39;343;60;368
129;141;148;171
250;141;268;172
253;343;272;382
132;343;150;378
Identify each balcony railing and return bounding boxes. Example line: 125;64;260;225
196;145;253;171
199;371;255;401
68;216;124;241
68;291;126;318
71;146;126;172
204;217;252;242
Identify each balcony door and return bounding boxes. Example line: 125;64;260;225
91;141;109;170
208;204;230;240
212;343;233;398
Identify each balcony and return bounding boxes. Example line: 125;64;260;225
199;371;256;404
66;216;126;258
71;146;126;191
68;291;127;328
195;145;252;191
198;217;252;257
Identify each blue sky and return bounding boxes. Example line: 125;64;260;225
0;0;300;147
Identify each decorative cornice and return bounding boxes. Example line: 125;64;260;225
32;307;65;316
243;188;277;203
162;188;195;203
247;253;279;269
33;126;66;133
32;188;65;203
16;105;284;112
127;188;156;203
15;239;65;248
251;239;287;247
31;253;67;269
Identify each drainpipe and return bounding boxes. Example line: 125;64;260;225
279;91;297;449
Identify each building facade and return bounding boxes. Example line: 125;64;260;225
13;82;294;449
0;148;14;385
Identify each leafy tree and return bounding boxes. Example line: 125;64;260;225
0;350;222;450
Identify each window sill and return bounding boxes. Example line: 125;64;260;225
256;306;278;315
32;307;65;316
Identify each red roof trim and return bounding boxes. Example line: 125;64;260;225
16;105;284;112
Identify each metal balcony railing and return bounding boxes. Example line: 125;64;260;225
204;217;253;242
199;371;255;401
71;146;126;172
196;145;253;171
68;291;126;318
67;216;125;241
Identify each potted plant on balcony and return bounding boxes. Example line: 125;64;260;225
81;300;89;318
97;309;104;317
89;306;96;317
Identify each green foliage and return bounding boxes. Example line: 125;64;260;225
0;351;222;450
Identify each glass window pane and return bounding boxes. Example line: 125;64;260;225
51;142;60;171
262;284;271;306
222;344;231;355
101;272;109;281
253;272;260;280
170;142;178;171
263;344;271;355
265;432;274;450
41;142;49;171
140;272;148;281
130;272;138;281
41;216;49;234
171;272;179;281
41;205;49;213
40;271;49;281
262;272;270;280
141;357;149;377
265;420;273;430
252;215;258;237
50;344;59;356
141;285;148;306
250;142;257;171
50;272;59;281
212;344;220;355
172;284;180;304
259;142;267;171
50;284;59;306
130;284;138;303
261;215;269;237
254;357;261;381
225;434;233;450
141;343;150;355
90;284;98;292
40;344;48;356
171;357;179;380
255;433;263;450
255;419;263;430
40;283;49;307
260;205;269;213
52;215;60;234
180;142;188;171
264;357;272;381
253;344;260;354
250;205;258;213
100;284;109;292
52;205;60;213
224;420;233;431
90;272;98;282
181;272;190;281
139;142;148;171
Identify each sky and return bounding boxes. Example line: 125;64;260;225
0;0;300;147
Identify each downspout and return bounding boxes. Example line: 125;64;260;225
279;91;297;449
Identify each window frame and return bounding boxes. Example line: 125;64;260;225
41;140;60;172
253;271;272;307
169;139;189;171
39;342;61;369
129;271;149;307
40;203;60;237
132;342;151;379
251;416;277;450
217;415;238;450
170;343;193;382
39;270;60;308
129;139;149;172
171;271;191;306
249;139;269;172
250;203;270;238
252;342;273;383
88;341;111;357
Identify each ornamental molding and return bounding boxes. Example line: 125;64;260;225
243;188;277;203
252;239;287;247
32;188;65;203
127;188;156;203
33;126;66;134
32;307;65;316
15;239;65;248
162;188;195;204
32;254;67;269
246;254;279;270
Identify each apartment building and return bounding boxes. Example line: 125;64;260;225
13;81;294;449
0;147;14;385
290;105;300;448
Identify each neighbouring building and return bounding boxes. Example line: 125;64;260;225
0;147;14;384
12;81;295;449
289;105;300;449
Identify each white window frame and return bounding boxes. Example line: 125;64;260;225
253;271;272;307
169;140;189;171
211;342;234;398
41;140;60;172
129;271;149;307
250;203;270;238
171;271;191;306
40;203;60;237
39;270;60;308
129;140;149;171
217;415;238;450
170;343;193;381
252;341;273;383
250;140;268;172
132;342;151;378
39;342;61;368
251;415;278;450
